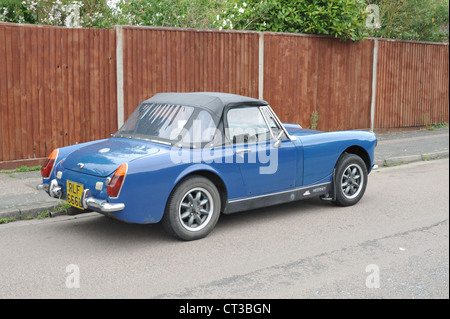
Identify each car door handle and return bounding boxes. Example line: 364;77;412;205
236;149;251;158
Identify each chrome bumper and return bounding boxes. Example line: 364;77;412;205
36;183;48;191
37;180;125;213
37;179;61;198
85;197;125;213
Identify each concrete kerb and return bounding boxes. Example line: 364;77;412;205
375;150;449;167
422;150;450;161
0;202;62;220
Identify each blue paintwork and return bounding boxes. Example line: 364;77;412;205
44;117;377;225
289;129;377;186
62;138;160;177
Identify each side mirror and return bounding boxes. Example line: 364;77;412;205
274;131;283;148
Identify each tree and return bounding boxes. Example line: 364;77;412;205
0;0;121;27
2;0;448;42
117;0;224;29
1;0;228;29
217;0;370;41
0;0;35;23
369;0;449;42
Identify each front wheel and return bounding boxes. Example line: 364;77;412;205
162;176;221;241
334;153;368;206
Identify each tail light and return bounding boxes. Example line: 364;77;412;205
107;163;128;198
41;149;59;178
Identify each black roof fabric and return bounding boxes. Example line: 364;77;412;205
144;92;268;118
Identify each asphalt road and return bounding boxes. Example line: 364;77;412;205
0;158;448;299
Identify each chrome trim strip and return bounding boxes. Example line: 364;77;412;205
236;149;251;154
267;105;297;141
228;182;332;203
82;189;90;209
149;139;172;146
259;106;277;140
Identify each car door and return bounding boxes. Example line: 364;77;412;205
225;106;297;196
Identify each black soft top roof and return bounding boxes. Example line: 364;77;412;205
144;92;268;118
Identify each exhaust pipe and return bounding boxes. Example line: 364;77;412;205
49;210;66;218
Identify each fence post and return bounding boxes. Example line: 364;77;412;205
370;38;378;131
258;32;264;100
115;25;124;129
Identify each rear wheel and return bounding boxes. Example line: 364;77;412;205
162;176;221;241
334;153;368;206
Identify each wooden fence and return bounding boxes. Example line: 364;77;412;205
121;27;260;120
263;33;375;131
0;23;448;168
375;39;449;128
0;23;116;168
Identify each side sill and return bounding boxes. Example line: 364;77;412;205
224;182;332;214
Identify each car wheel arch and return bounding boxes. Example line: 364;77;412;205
325;146;370;203
339;145;371;173
332;152;369;206
169;169;228;213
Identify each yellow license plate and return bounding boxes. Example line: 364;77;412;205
66;180;84;210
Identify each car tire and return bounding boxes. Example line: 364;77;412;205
334;153;368;207
162;175;221;241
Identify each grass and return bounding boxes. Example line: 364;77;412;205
310;110;319;130
37;210;51;219
0;201;72;224
383;162;407;167
0;165;41;175
0;217;15;224
14;165;41;172
425;121;449;131
36;201;72;220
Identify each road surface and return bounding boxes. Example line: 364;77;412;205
0;159;448;299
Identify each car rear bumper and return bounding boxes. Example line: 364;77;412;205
85;197;125;213
37;179;125;213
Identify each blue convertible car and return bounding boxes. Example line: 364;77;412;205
38;92;377;240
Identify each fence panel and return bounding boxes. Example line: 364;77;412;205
375;40;449;128
263;33;374;131
0;23;117;164
121;27;260;119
